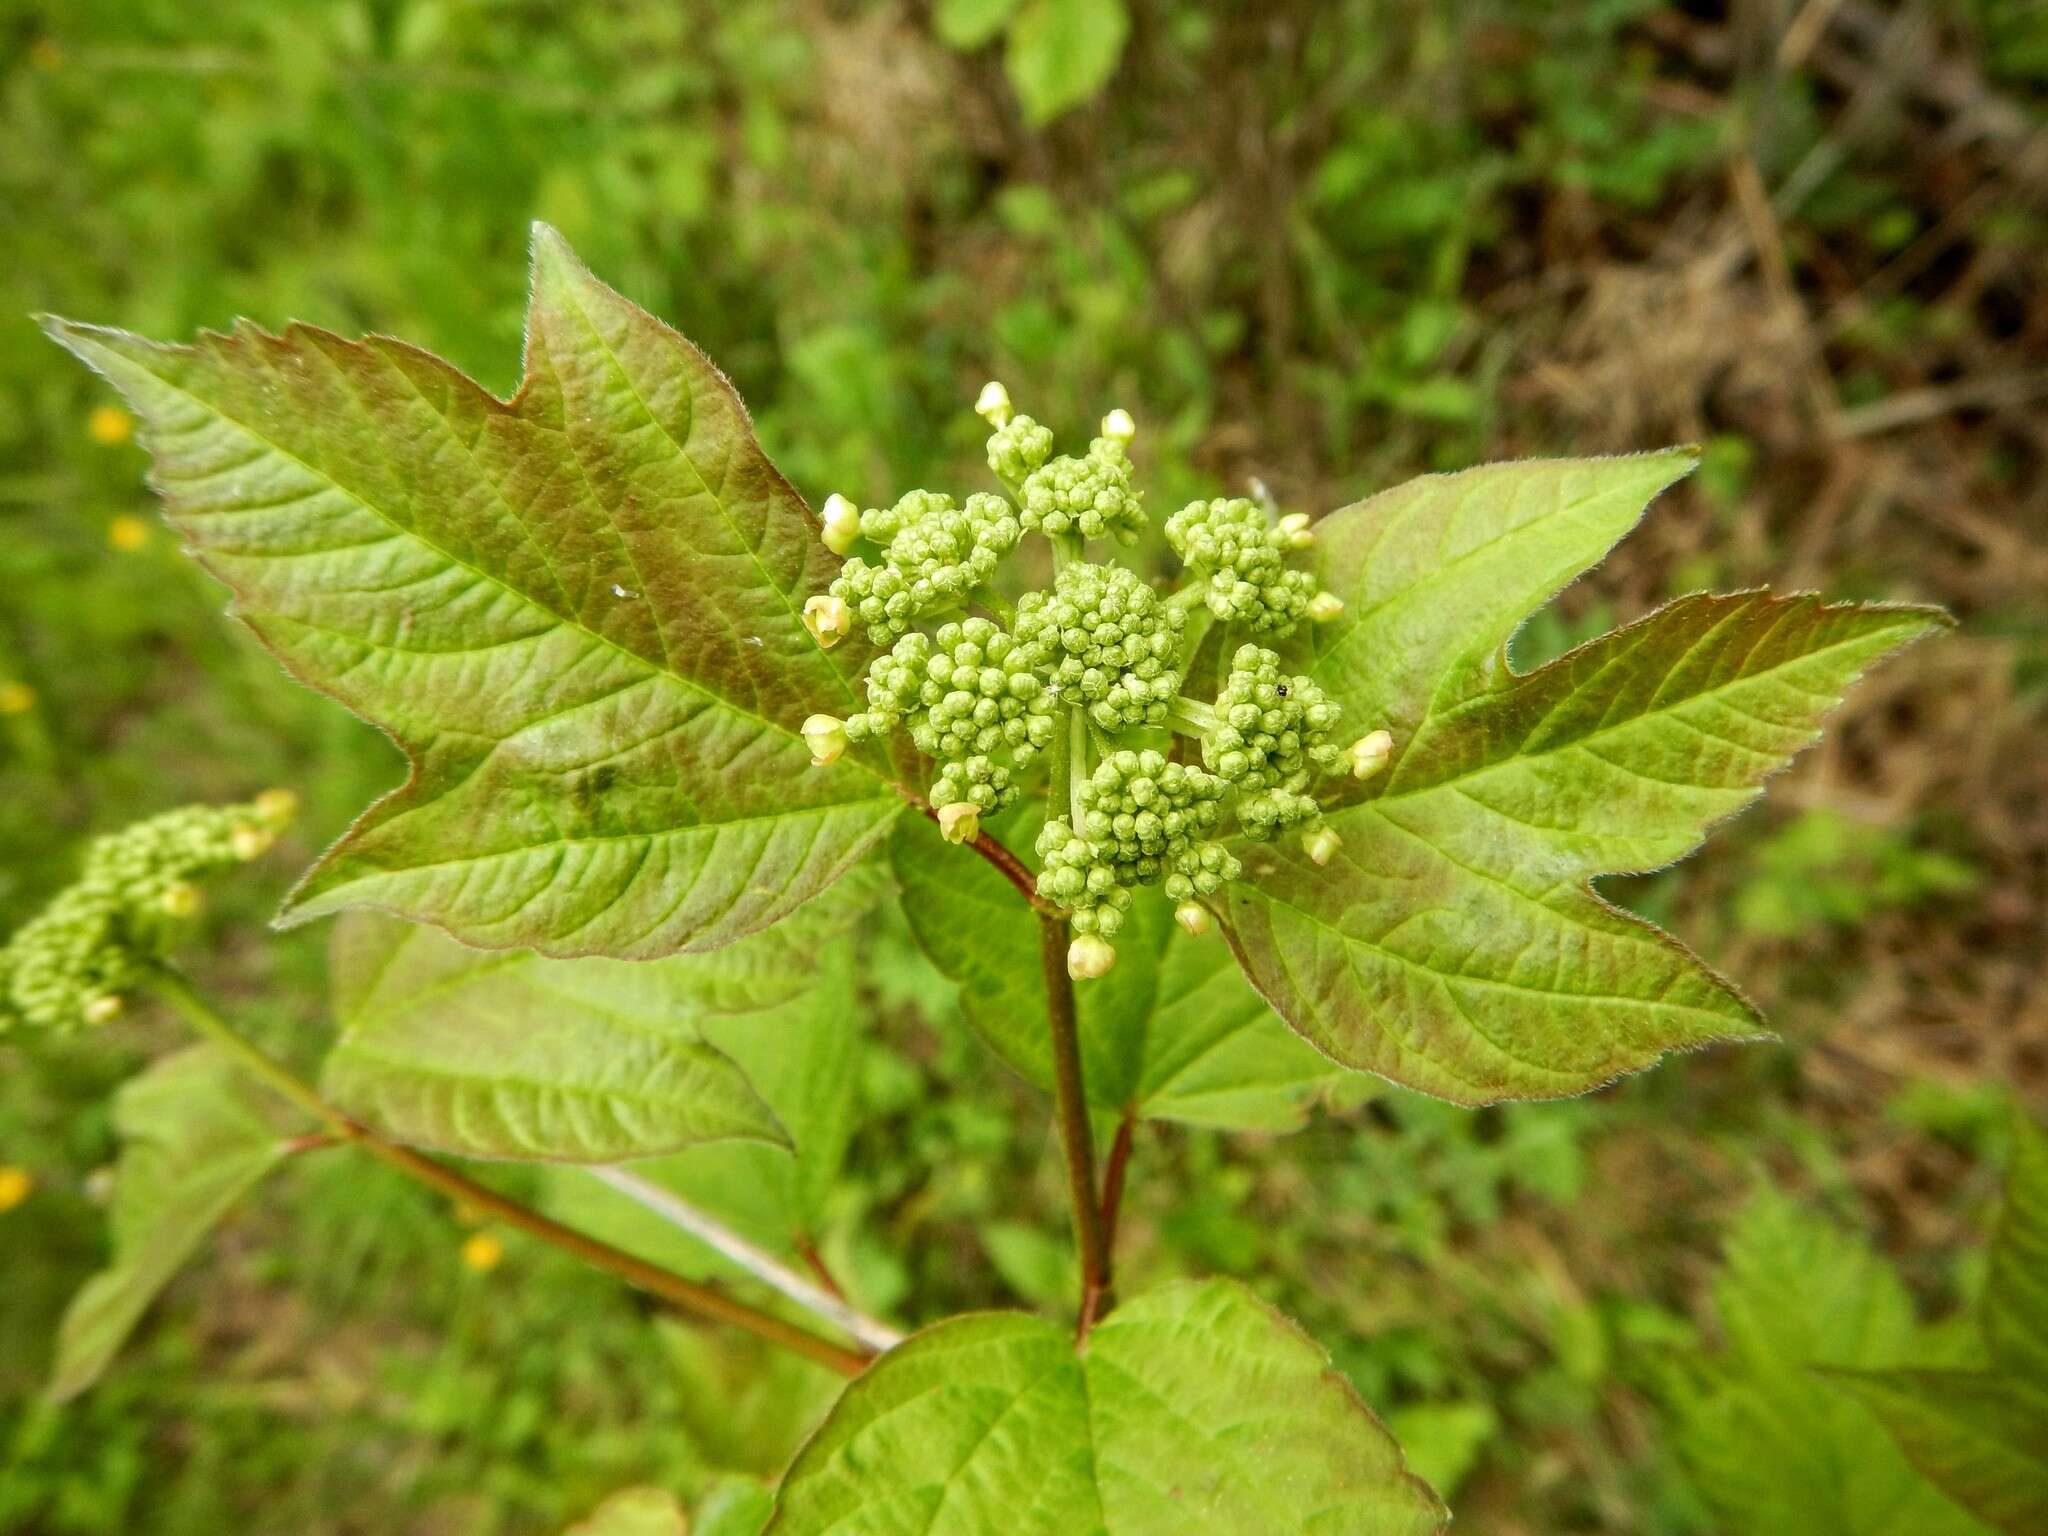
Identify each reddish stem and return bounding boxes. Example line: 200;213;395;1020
894;783;1049;910
1099;1114;1136;1269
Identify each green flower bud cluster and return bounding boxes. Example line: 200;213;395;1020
804;383;1381;976
1164;497;1317;633
1013;564;1184;731
930;755;1013;819
1196;651;1351;843
1193;644;1345;839
1016;436;1146;545
0;793;295;1033
986;415;1055;484
1035;750;1237;939
829;490;1021;643
845;618;1053;814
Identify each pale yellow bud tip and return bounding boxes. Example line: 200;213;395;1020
975;380;1013;427
158;881;203;919
1348;729;1394;782
232;824;275;861
1100;408;1136;445
461;1231;504;1272
1307;591;1345;624
1067;933;1117;979
802;594;852;650
802;714;848;768
936;802;981;845
82;994;124;1027
0;1166;32;1213
820;493;862;557
1277;512;1314;549
1174;901;1212;938
1301;826;1342;867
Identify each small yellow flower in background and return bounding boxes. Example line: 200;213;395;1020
254;787;300;826
461;1231;504;1272
0;682;34;717
108;514;150;552
0;1167;33;1213
88;405;133;446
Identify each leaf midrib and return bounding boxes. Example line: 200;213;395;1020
1368;607;1924;813
549;266;860;719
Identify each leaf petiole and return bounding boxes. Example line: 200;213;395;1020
141;964;873;1378
1167;696;1219;737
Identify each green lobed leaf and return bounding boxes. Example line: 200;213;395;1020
50;1046;301;1401
933;0;1023;51
891;812;1357;1130
1830;1373;2048;1536
322;912;805;1163
1229;539;1947;1102
695;1478;776;1536
1828;1117;2048;1535
1662;1187;1990;1536
1299;453;1703;739
536;939;862;1281
696;1482;774;1536
769;1278;1446;1535
43;226;904;960
1004;0;1130;126
1985;1115;2048;1390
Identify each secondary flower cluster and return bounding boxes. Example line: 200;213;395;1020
1013;564;1183;732
0;792;296;1032
1037;750;1240;974
826;490;1021;644
802;384;1394;978
1164;497;1321;633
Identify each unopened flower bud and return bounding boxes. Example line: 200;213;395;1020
802;714;848;767
975;380;1013;428
1301;825;1342;866
802;593;851;650
1277;512;1314;549
936;802;981;845
254;788;299;827
81;994;124;1027
1347;729;1394;782
1100;408;1136;445
231;823;275;861
1067;932;1116;980
1307;591;1345;624
820;493;861;557
158;881;202;918
1174;901;1212;938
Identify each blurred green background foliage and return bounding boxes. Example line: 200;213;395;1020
2;1;2043;1531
